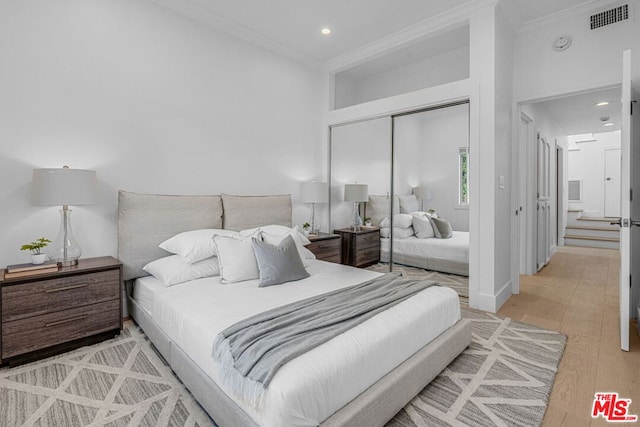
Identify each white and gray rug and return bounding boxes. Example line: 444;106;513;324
0;309;564;427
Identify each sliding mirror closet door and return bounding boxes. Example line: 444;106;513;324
330;117;391;270
392;102;470;280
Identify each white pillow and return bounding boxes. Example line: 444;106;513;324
213;231;261;284
398;195;419;214
413;215;435;239
142;255;220;286
240;225;311;245
159;229;239;264
380;227;415;239
380;214;413;229
262;230;314;266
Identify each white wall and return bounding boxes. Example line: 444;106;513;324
394;104;470;231
513;0;640;102
567;131;621;217
335;46;470;108
0;0;324;266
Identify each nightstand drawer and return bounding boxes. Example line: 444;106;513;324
2;270;120;323
355;246;380;267
307;237;341;262
2;299;120;359
357;232;380;249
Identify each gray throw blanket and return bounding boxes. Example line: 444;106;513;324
211;272;438;408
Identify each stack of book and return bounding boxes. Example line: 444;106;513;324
4;262;59;279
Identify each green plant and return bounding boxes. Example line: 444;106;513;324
20;237;51;255
302;222;310;230
364;217;372;224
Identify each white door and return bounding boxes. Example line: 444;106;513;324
604;148;621;218
619;50;640;351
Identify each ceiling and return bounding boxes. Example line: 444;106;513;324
155;0;600;65
534;87;622;135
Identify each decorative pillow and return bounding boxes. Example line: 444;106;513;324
213;231;261;284
398;195;419;214
240;225;311;246
367;195;399;226
251;235;310;287
380;213;413;229
261;230;313;267
142;255;220;286
380;227;415;239
429;216;453;239
159;228;239;264
413;215;435;239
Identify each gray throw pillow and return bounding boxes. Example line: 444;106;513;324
251;235;310;287
429;216;453;239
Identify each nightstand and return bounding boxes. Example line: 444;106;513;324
306;233;341;263
0;256;122;366
334;227;381;268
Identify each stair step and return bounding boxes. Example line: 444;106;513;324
567;209;583;213
564;234;619;242
566;225;618;231
577;217;617;222
564;238;619;250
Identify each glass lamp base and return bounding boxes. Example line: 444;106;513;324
48;208;82;266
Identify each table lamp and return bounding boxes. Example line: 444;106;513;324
300;181;328;235
413;186;432;211
344;183;368;230
32;166;97;266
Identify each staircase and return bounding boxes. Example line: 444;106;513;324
564;210;620;249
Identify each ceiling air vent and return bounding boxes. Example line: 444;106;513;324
590;4;629;29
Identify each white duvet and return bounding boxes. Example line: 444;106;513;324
381;230;469;264
134;259;460;427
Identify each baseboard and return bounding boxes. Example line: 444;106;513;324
477;280;513;313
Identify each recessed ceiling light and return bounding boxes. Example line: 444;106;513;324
603;122;614;127
321;27;332;35
595;101;609;107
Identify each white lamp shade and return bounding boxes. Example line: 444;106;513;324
344;183;368;202
300;181;328;203
32;168;97;206
413;186;432;200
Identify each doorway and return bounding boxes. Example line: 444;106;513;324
604;147;621;218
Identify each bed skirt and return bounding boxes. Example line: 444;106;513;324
381;250;469;276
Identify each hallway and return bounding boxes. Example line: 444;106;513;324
498;246;639;426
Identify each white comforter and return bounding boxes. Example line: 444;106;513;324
134;260;460;427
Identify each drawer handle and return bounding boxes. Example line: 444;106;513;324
45;283;88;293
45;315;87;327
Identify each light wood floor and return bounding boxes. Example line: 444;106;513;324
497;245;640;426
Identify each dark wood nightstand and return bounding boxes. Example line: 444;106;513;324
334;227;381;268
0;256;122;366
306;233;341;263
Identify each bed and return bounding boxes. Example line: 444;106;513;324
368;195;469;276
381;232;469;276
117;190;471;427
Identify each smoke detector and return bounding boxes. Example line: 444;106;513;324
553;36;572;51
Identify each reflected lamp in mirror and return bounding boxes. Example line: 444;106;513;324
344;183;368;230
32;166;97;266
413;186;432;211
300;181;328;235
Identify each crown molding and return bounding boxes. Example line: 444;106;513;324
324;0;496;73
149;0;323;70
517;0;625;34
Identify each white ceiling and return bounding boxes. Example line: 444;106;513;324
154;0;600;65
534;87;622;135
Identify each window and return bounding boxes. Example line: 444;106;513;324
458;147;469;206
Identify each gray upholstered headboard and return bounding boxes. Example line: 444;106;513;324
117;191;292;281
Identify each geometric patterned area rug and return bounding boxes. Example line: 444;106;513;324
0;325;212;427
0;311;565;427
388;308;567;427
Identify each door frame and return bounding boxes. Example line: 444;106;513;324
603;147;621;218
516;110;536;275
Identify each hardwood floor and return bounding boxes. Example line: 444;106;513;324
497;245;640;426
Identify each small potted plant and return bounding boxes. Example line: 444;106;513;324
20;237;51;265
364;217;372;227
302;222;311;236
427;209;437;217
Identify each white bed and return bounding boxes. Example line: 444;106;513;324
132;260;460;426
381;231;470;276
118;191;472;427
